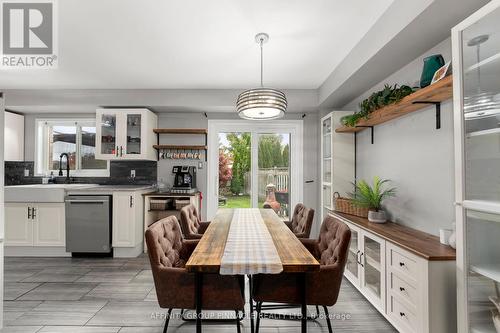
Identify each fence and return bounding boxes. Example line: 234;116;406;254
242;167;289;200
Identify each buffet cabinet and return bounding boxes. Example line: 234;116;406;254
333;212;457;333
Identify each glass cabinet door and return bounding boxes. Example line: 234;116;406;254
100;113;118;156
466;210;500;333
361;233;385;310
125;114;142;155
345;227;360;281
462;6;500;203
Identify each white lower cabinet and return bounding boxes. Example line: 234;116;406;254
5;203;65;247
112;191;143;249
338;215;456;333
343;221;386;313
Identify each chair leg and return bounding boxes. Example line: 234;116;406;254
255;302;262;333
248;275;254;333
163;308;173;333
323;306;333;333
315;305;320;317
235;311;241;333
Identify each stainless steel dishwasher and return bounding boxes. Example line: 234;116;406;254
65;195;112;254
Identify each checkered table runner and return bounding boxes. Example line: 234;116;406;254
220;208;283;275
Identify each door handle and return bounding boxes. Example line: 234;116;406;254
359;252;364;267
120;146;123;157
356;250;360;264
116;146;119;157
32;207;36;220
28;207;32;220
130;195;133;208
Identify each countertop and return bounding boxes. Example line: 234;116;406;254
6;184;154;191
332;211;456;261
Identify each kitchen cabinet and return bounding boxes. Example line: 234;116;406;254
4;111;24;161
96;108;158;161
343;219;386;312
334;212;456;333
112;191;143;249
5;203;65;247
320;111;355;224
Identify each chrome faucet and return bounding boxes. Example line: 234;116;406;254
59;153;71;183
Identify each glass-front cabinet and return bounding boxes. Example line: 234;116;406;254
96;109;157;161
321;114;333;222
452;2;500;332
342;219;386;313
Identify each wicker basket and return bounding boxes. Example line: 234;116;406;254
333;192;369;218
175;199;190;210
150;199;171;211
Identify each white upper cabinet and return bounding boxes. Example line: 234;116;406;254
96;108;158;161
4;111;24;161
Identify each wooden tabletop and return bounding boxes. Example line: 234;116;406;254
186;208;320;273
332;212;456;261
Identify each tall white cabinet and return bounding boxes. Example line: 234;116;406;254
320;111;355;222
452;1;500;332
96;108;157;161
1;93;5;328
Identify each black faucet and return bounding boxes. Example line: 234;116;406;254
59;153;71;183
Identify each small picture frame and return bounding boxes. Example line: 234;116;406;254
431;61;451;84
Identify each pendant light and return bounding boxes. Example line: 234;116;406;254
237;33;287;120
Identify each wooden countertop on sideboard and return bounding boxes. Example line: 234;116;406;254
331;211;456;261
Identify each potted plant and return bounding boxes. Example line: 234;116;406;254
349;176;396;223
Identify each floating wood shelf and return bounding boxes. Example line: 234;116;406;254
335;75;453;134
153;145;208;150
153;128;208;134
153;128;208;161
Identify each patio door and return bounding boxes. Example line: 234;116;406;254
207;120;302;221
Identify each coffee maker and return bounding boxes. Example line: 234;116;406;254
171;166;197;193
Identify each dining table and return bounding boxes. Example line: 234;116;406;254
186;208;320;333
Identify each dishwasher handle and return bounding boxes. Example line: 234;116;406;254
66;200;107;204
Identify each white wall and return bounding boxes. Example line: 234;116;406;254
342;38;455;236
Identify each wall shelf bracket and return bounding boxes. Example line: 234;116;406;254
412;101;441;129
355;126;374;144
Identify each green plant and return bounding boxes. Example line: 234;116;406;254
349;176;396;212
341;84;414;128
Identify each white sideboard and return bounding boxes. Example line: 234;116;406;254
332;212;457;333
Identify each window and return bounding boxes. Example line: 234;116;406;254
36;119;109;177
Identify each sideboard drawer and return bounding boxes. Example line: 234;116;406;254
389;272;418;309
388;295;418;333
389;247;418;281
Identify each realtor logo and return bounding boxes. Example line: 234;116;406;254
1;0;58;68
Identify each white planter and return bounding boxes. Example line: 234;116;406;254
368;210;387;223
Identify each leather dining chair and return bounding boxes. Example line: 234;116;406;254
145;216;245;333
252;215;351;333
180;204;210;239
285;203;315;238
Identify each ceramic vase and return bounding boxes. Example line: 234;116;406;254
420;54;445;88
368;210;387;223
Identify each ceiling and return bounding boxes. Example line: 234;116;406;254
0;0;394;90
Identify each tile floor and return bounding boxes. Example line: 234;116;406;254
2;256;397;332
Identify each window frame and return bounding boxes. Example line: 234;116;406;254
35;118;110;177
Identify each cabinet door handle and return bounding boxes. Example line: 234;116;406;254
116;146;119;157
399;312;406;317
356;250;360;264
120;146;123;157
399;287;405;292
399;261;405;267
359;252;364;267
32;207;36;220
130;195;133;208
27;207;32;220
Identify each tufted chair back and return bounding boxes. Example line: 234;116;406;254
289;203;314;238
180;204;201;237
317;215;351;267
145;216;186;269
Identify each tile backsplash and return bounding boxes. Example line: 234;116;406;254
5;160;157;186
